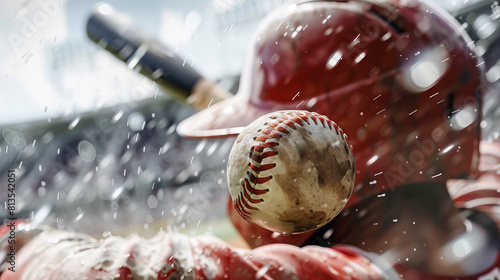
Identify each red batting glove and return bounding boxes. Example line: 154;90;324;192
0;229;385;279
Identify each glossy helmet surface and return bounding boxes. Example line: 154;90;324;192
178;0;485;207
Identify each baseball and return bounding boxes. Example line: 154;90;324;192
227;110;355;235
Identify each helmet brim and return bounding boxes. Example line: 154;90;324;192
177;95;278;139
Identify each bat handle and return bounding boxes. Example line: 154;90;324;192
187;78;233;109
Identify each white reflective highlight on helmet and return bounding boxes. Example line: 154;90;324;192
409;60;442;90
449;104;477;131
326;50;343;70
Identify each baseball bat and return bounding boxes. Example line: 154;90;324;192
86;3;232;110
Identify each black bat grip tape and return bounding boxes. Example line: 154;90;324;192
86;3;203;94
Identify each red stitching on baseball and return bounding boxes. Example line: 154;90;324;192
263;142;279;148
235;197;251;219
251;176;272;184
283;120;296;129
234;111;345;219
309;114;318;124
244;179;268;195
262;151;277;158
275;126;289;134
240;195;257;211
258;163;275;172
243;182;263;204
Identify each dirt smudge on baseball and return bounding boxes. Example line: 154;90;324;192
275;126;351;193
279;209;327;233
269;125;352;231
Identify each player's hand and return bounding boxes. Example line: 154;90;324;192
0;227;384;280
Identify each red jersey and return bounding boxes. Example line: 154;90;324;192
393;141;500;279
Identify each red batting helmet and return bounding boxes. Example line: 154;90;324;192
178;0;485;207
